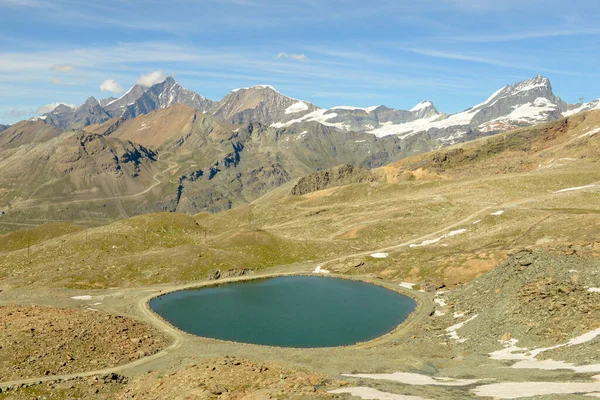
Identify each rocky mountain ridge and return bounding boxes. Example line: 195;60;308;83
32;75;594;147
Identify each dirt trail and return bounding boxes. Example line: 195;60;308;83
1;178;599;389
11;157;178;211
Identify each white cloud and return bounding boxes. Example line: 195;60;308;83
50;77;62;84
136;70;167;87
99;79;124;93
51;63;76;73
275;52;309;62
36;102;76;114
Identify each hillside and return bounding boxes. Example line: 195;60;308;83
0;131;161;218
2;109;600;288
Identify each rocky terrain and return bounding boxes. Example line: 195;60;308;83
1;75;598;220
1;104;600;400
290;164;375;195
0;305;167;381
38;75;579;146
1;357;336;399
429;246;600;349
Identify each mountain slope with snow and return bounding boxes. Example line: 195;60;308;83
210;85;319;125
36;75;591;147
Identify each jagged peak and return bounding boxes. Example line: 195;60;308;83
509;75;552;93
83;96;100;106
410;101;435;113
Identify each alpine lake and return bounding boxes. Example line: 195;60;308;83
150;276;416;348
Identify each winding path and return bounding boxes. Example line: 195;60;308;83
1;178;599;390
11;157;178;211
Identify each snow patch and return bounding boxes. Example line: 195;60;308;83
271;109;348;130
371;252;389;259
589;288;600;293
474;379;600;399
285;101;309;114
579;128;600;138
341;372;482;387
563;99;600;117
446;314;478;342
555;184;595;193
410;101;433;112
491;210;504;216
489;328;600;374
71;295;93;301
410;228;467;248
329;387;431;400
313;265;330;274
399;282;415;289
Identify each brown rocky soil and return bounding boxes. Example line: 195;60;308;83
116;357;337;400
0;305;167;381
1;357;340;400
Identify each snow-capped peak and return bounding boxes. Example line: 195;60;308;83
510;75;551;95
231;85;278;93
410;101;434;112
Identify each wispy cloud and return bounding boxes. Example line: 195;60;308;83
275;52;309;62
450;28;600;43
51;63;76;73
400;47;600;77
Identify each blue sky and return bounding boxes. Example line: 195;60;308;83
1;0;600;124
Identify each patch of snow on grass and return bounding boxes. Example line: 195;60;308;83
329;387;431;400
472;220;481;225
589;288;600;293
399;282;415;289
473;379;600;399
410;236;444;248
555;184;596;193
446;314;478;342
71;295;93;301
489;328;600;373
579;128;600;138
371;252;389;259
410;229;467;248
341;372;482;387
491;210;504;216
313;266;330;274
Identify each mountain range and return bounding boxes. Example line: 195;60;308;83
1;74;598;217
28;75;596;143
